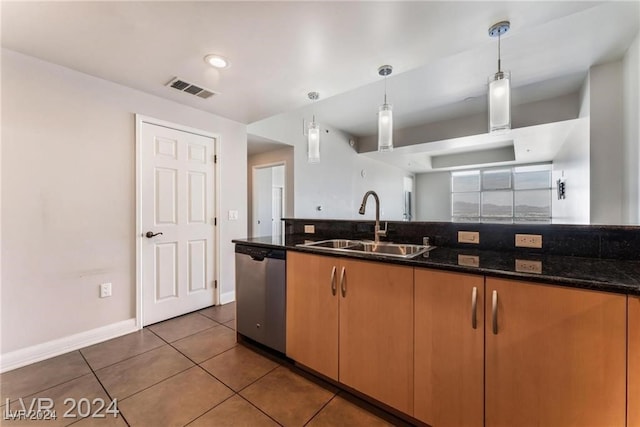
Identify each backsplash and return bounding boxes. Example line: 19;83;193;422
283;219;640;260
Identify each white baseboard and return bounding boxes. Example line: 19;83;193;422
0;318;139;373
220;290;236;305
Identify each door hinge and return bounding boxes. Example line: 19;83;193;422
214;217;217;226
212;154;217;164
214;280;218;289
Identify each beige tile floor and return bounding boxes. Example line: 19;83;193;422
0;303;411;426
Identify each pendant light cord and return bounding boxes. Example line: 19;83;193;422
384;75;388;104
497;33;502;73
489;21;509;77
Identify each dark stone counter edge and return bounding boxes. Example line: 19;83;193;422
233;236;640;296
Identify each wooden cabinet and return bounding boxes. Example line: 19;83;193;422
414;269;484;427
286;252;414;414
288;251;631;426
339;257;414;415
485;278;627;427
286;251;339;380
629;296;640;427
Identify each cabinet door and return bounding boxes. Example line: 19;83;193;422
414;269;484;427
286;252;339;380
338;259;414;415
485;278;626;427
629;296;640;427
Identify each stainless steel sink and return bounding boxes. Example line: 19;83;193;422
348;241;434;257
301;239;362;249
298;239;436;259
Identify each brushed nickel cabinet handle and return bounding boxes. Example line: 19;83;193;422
471;286;478;329
330;266;337;296
492;290;498;335
340;267;346;297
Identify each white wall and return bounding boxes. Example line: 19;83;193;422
550;74;591;224
589;60;625;224
623;31;640;224
552;118;590;224
415;172;452;221
248;113;410;221
1;49;247;356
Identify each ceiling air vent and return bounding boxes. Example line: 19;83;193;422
166;77;217;100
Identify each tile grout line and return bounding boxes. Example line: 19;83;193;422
117;364;196;403
141;312;242;426
83;337;166;372
234;392;286;426
76;350;132;427
182;392;239;426
302;392;338;426
190;332;281;394
195;342;240;366
197;306;236;324
91;328;202;405
149;322;223;345
1;352;91;407
163;332;238;367
76;324;215;374
189;334;286;425
224;363;280;394
127;318;245;423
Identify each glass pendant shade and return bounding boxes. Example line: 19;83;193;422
378;103;393;152
488;72;511;133
307;121;320;163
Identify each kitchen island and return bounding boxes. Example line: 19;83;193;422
234;224;640;427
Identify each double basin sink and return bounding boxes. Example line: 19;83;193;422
298;239;436;259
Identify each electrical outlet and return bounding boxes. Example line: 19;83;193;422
458;254;480;267
304;225;315;234
458;231;480;244
100;282;112;298
515;234;543;249
515;259;542;274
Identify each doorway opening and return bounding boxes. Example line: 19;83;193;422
251;163;286;238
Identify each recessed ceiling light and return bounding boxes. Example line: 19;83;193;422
204;54;230;69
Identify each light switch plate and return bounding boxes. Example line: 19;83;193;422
458;231;480;244
228;210;239;220
515;234;543;249
304;225;315;234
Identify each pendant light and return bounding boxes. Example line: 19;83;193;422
307;91;320;163
378;65;393;152
488;21;511;133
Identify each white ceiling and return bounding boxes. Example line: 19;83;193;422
2;1;638;140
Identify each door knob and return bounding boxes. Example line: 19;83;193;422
145;231;163;238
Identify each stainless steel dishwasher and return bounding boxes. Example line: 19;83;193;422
235;244;286;353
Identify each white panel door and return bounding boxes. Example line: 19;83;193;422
140;122;216;325
253;167;273;237
272;187;283;236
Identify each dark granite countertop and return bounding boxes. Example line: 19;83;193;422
233;235;640;296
